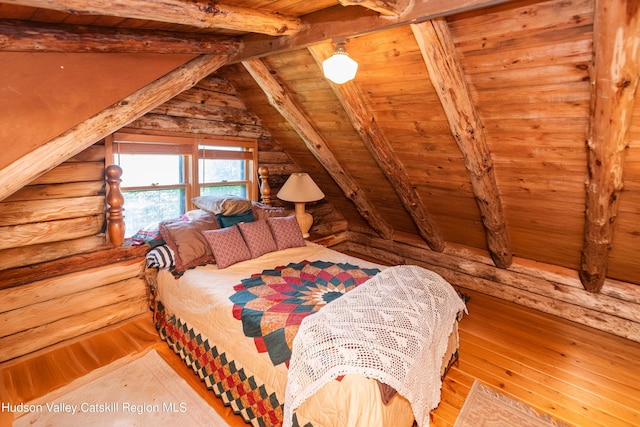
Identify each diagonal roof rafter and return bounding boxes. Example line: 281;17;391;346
241;58;395;240
411;18;512;268
308;41;445;252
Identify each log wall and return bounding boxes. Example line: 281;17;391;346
0;144;109;271
0;143;150;363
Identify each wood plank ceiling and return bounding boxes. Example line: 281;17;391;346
0;0;638;292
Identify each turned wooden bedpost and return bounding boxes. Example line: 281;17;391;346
105;164;125;246
259;166;272;206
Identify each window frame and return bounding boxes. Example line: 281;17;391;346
105;129;259;230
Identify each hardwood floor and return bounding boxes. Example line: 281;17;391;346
1;290;639;427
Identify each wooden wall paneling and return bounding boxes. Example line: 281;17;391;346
242;58;395;239
3;181;104;202
30;162;105;185
0;195;105;226
0;236;107;271
0;215;104;250
0;295;148;363
0;259;143;311
0;257;146;362
0;277;145;339
308;41;445;252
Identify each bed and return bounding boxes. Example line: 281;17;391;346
141;201;466;427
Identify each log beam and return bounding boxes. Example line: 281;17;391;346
580;0;640;292
0;54;229;201
0;19;240;54
338;0;411;16
1;0;300;36
411;19;512;268
234;0;519;62
242;58;395;240
308;41;445;252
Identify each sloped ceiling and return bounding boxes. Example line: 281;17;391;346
0;0;638;291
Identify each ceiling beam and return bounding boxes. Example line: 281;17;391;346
411;19;512;269
338;0;411;16
241;58;395;240
308;41;445;252
580;0;639;293
1;0;300;36
0;20;240;54
0;54;228;201
233;0;518;62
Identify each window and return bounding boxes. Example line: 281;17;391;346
107;131;258;237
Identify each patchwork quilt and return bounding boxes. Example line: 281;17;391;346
230;260;381;366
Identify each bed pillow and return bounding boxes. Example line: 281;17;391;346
145;244;175;270
192;195;252;215
202;226;252;269
159;212;220;274
238;219;278;259
251;201;287;221
130;215;189;247
268;216;306;250
216;209;255;228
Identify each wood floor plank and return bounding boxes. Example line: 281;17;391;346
462;301;640;384
461;339;638;426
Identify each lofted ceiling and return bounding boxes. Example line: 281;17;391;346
0;0;638;293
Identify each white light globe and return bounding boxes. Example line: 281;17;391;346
322;50;358;84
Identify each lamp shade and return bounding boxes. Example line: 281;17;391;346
322;43;358;84
277;173;325;203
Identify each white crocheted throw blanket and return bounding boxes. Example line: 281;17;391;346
284;265;467;427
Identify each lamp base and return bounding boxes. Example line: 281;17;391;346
294;202;313;238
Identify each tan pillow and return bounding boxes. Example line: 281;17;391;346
192;196;252;215
160;212;220;274
251;201;286;221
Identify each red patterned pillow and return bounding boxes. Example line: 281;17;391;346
238;219;277;259
268;216;306;250
202;226;252;269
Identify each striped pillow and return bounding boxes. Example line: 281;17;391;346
146;244;176;270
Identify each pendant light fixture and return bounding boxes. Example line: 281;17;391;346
322;41;358;84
